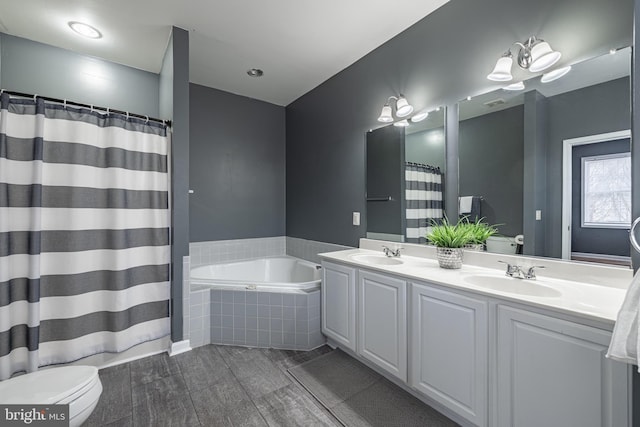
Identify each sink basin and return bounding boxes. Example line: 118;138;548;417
350;254;404;266
463;275;562;298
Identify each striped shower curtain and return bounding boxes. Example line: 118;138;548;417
405;162;444;243
0;93;171;379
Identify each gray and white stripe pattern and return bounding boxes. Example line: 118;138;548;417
405;162;444;244
0;94;170;379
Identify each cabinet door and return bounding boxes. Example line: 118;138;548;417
321;261;356;351
497;306;630;427
357;269;407;381
410;282;488;427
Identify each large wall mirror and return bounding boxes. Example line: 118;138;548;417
458;47;631;265
365;108;445;243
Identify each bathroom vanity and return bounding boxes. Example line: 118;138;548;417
319;239;632;427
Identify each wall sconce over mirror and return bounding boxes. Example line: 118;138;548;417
377;95;413;122
487;36;565;83
377;94;432;125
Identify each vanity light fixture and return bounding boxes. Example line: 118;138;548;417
393;119;410;127
540;66;572;83
377;94;414;122
410;111;429;122
487;36;561;81
503;82;525;91
68;21;102;39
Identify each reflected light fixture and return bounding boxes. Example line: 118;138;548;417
68;21;102;39
540;66;572;83
488;36;561;81
410;111;429;122
393;119;410;127
377;94;414;122
503;82;525;91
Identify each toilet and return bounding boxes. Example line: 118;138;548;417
0;366;102;427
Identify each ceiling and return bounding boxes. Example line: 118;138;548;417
0;0;449;106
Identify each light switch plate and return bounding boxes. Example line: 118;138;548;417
535;210;542;220
353;212;361;226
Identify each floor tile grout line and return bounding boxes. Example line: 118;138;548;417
282;367;345;427
128;363;134;426
174;353;205;427
215;345;274;427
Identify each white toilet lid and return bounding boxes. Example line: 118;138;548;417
0;366;99;404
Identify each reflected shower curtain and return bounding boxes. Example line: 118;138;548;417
0;93;171;379
405;162;444;244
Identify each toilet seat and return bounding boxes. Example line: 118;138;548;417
0;366;99;405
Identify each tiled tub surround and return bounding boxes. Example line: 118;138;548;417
189;236;286;267
286;236;352;264
186;236;351;348
188;287;323;349
210;289;323;350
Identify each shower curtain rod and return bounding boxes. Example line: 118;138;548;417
1;89;171;127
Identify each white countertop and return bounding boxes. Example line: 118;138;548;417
319;248;629;327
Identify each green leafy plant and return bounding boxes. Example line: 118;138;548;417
426;216;473;248
458;216;500;245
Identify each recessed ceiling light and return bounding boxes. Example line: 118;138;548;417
68;21;102;39
247;68;264;77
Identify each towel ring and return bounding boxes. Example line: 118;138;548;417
630;217;640;253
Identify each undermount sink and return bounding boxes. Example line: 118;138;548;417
463;275;562;298
350;254;404;266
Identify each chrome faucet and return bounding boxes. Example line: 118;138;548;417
498;261;545;280
382;246;402;257
523;265;545;280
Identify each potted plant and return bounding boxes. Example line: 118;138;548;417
458;216;500;251
426;217;472;269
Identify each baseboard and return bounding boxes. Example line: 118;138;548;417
168;340;192;356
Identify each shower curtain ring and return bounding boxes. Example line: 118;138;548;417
145;116;149;123
63;99;67;109
33;94;38;101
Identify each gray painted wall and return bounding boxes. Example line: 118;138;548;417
0;33;159;117
523;91;549;256
459;105;524;237
545;77;631;257
286;0;632;247
189;83;286;242
165;28;190;342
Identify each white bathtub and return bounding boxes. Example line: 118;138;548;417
190;256;321;293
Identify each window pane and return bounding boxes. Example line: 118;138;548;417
582;154;631;227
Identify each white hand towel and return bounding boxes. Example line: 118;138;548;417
459;196;473;214
607;270;640;371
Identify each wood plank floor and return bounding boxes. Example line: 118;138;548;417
84;344;340;427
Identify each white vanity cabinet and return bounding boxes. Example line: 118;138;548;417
320;255;631;427
496;306;630;427
357;270;407;381
410;283;488;427
321;261;357;351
